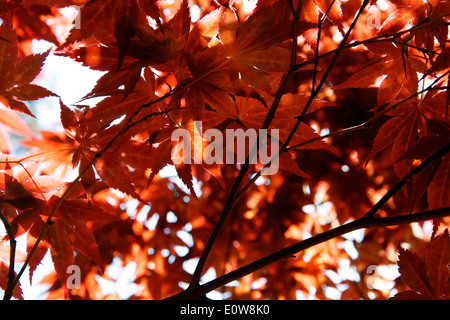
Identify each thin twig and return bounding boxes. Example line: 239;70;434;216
284;0;370;149
311;0;335;93
4;94;174;299
232;83;448;205
231;0;371;206
174;141;448;299
185;0;305;291
364;142;450;218
0;209;16;300
293;17;450;72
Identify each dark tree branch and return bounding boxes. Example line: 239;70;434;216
185;0;306;292
283;0;370;149
182;0;370;297
167;140;450;299
0;209;16;300
167;206;450;300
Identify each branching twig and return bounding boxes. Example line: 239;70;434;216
233;67;449;205
4;0;449;301
3;93;175;299
185;0;305;292
284;0;370;149
185;0;369;296
293;17;450;72
167;206;450;299
167;140;450;299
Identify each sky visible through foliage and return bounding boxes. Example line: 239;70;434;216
0;0;449;300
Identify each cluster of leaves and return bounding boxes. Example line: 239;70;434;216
0;0;449;300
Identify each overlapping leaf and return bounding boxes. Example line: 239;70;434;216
59;75;169;201
379;0;449;53
8;195;117;298
217;3;314;93
0;155;117;299
393;229;450;300
1;0;449;301
0;18;57;117
335;41;426;107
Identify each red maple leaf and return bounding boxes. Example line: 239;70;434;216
0;17;57;117
7;190;117;298
335;40;426;107
379;0;450;53
393;229;450;300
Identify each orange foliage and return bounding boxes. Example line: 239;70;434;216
0;0;449;300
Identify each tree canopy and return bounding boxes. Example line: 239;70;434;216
0;0;449;300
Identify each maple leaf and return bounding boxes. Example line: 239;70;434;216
334;41;426;107
143;122;220;195
393;229;450;300
172;46;235;118
379;0;449;52
81;68;142;101
0;153;117;297
8;193;117;298
395;246;433;299
0;18;57;117
61;0;119;46
378;0;428;35
58;81;168;201
63;0;187;71
12;4;61;52
139;0;163;30
362;87;449;208
60;0;192;94
114;0;140;71
124;0;191;72
216;4;314;93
